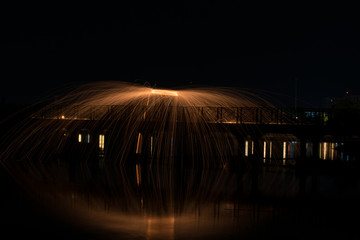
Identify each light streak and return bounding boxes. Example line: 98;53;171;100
136;133;143;154
151;136;154;157
136;164;141;186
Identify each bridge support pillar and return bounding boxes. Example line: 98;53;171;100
296;137;307;168
300;137;307;159
251;135;262;168
312;139;320;159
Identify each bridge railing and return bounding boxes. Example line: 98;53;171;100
33;105;329;126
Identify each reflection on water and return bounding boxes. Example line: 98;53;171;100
5;155;359;240
7;161;287;239
59;129;354;167
2;125;359;239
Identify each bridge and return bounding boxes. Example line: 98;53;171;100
29;105;349;165
35;105;329;125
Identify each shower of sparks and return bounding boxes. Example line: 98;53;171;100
0;81;300;240
0;81;275;168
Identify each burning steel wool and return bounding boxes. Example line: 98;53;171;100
0;81;277;169
0;81;274;168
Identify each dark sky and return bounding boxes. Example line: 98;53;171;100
1;3;359;107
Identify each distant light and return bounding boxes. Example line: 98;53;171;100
99;134;105;150
151;89;178;96
61;115;65;119
245;140;249;156
283;141;287;159
263;141;266;158
346;91;349;95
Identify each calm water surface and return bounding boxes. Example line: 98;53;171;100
1;158;360;240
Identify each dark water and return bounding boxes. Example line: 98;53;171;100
1;158;360;240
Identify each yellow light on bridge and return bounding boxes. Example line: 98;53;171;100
245;140;249;156
283;141;287;159
263;141;267;158
151;89;178;96
99;134;105;150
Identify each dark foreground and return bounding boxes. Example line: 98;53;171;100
0;159;360;240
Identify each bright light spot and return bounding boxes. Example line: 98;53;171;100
324;142;328;160
61;115;65;119
78;134;82;143
263;141;267;158
245;140;249;156
151;89;178;96
283;141;287;159
99;134;105;150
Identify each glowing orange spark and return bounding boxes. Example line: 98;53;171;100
151;89;178;96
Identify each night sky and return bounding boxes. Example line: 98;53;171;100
1;3;359;107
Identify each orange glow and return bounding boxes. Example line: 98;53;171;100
136;164;141;186
151;89;178;96
136;133;143;154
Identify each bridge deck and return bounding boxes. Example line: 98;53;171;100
34;105;329;126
